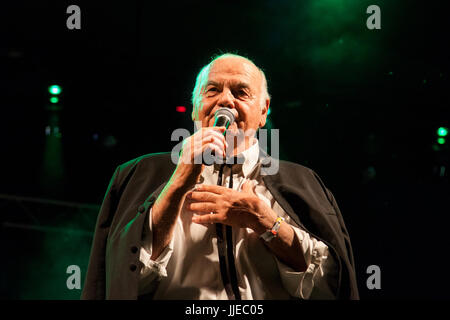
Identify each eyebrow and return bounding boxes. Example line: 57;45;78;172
205;80;221;88
205;80;251;90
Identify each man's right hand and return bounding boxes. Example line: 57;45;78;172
174;126;228;190
150;126;228;260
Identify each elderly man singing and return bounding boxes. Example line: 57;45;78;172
82;53;359;300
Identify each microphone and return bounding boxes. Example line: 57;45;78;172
203;108;235;165
213;108;235;132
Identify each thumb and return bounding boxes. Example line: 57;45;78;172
241;179;256;194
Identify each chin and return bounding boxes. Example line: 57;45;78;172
226;124;242;133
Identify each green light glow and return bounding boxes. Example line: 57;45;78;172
437;127;448;137
437;138;446;145
49;85;62;95
50;97;59;104
303;0;382;89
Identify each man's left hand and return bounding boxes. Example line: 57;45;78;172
187;180;276;234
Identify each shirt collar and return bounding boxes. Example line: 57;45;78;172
208;138;260;177
240;138;260;177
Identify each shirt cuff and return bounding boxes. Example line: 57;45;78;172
138;207;175;293
275;226;331;299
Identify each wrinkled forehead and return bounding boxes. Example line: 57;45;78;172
207;57;262;87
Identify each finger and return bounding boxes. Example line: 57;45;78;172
202;129;229;148
205;127;228;139
197;127;226;142
195;184;228;195
201;135;227;152
187;191;218;202
206;126;227;134
192;213;221;225
202;131;228;151
189;202;216;213
192;127;225;143
196;134;226;157
201;144;225;158
241;179;256;194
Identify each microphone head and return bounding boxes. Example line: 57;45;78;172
213;108;235;128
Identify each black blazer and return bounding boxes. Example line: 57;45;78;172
81;152;359;300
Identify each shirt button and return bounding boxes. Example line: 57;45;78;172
138;205;146;213
130;246;138;254
129;264;137;272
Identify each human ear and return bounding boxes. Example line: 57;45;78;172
259;98;270;128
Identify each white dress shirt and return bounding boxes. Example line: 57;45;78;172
138;141;335;299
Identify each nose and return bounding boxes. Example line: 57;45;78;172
217;88;235;110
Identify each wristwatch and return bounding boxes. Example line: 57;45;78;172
259;216;285;242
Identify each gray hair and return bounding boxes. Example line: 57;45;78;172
191;53;270;110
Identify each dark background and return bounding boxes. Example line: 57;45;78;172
0;0;449;299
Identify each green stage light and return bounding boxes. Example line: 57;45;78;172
437;137;446;145
437;127;448;137
49;85;62;95
50;97;59;104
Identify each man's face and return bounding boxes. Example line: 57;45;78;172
192;57;269;136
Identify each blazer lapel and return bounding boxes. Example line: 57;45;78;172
258;149;306;230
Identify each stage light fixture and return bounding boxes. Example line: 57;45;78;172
176;106;186;113
437;127;448;137
49;85;62;95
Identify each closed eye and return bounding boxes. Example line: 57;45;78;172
205;87;219;97
235;89;250;98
